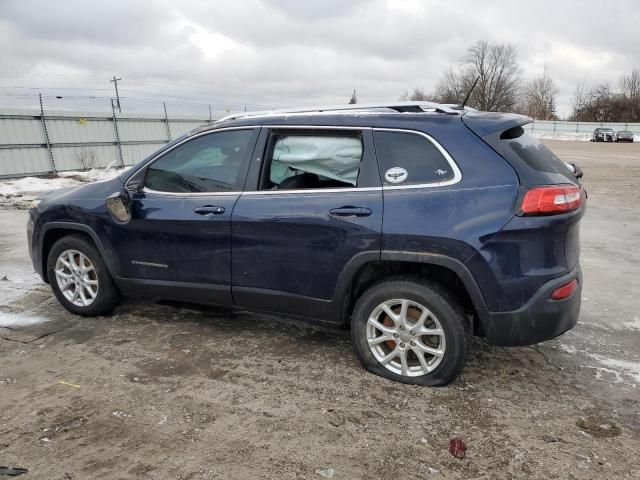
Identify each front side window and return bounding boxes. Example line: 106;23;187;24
374;131;455;186
145;129;255;193
262;133;363;190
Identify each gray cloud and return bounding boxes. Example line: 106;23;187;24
0;0;638;117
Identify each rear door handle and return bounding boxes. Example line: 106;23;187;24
329;206;372;217
194;205;225;215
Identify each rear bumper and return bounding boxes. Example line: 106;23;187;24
483;266;582;346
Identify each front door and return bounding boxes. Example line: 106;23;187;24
111;127;259;305
231;127;382;319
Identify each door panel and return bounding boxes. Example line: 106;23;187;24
232;189;382;300
116;191;238;286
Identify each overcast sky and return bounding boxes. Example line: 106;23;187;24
1;0;638;118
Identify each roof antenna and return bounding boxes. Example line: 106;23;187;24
458;75;480;110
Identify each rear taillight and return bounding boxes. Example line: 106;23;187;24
551;279;578;300
520;185;582;215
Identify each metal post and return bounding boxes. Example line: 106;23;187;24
208;104;213;124
110;76;122;113
39;93;56;173
111;99;125;168
163;102;172;141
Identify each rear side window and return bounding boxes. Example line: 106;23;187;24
374;131;455;186
261;133;363;190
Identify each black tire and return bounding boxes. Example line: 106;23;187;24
351;278;469;386
47;234;120;316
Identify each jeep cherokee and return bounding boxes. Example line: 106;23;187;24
27;102;586;385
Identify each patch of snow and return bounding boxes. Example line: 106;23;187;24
58;161;127;183
596;358;640;383
558;343;577;355
112;410;132;418
0;166;124;197
622;317;640;331
0;176;81;196
0;311;51;328
585;353;640;385
584;365;625;384
315;468;335;479
532;132;592;142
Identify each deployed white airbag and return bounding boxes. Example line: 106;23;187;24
271;135;362;185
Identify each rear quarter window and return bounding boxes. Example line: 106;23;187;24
495;126;576;185
374;131;455;186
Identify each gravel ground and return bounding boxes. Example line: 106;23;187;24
0;140;639;479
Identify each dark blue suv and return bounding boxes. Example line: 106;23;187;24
27;102;585;385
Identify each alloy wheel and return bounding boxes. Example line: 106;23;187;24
54;249;99;307
366;299;446;377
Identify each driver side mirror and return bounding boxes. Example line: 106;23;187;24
125;167;146;193
106;189;132;224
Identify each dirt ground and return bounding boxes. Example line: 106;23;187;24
1;140;639;480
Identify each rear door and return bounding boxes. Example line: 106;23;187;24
230;127;382;320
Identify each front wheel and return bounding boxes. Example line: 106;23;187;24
351;279;469;386
47;234;120;316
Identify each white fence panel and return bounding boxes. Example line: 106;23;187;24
0;147;51;176
118;119;167;143
52;145;121;171
527;120;640;141
0;117;45;145
47;118;114;144
0;108;209;177
171;120;207;138
121;143;166;166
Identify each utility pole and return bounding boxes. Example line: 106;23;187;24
110;75;122;113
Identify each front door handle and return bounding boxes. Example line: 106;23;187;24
194;205;225;215
329;206;372;217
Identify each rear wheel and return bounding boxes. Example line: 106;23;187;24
351;278;469;386
47;235;120;316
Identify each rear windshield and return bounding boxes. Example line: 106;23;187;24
494;126;576;184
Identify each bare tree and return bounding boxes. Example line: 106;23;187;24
434;40;521;111
432;69;467;104
570;81;588;118
399;87;430;101
348;89;358;104
571;68;640;122
619;68;640;120
620;68;640;101
523;68;558;120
